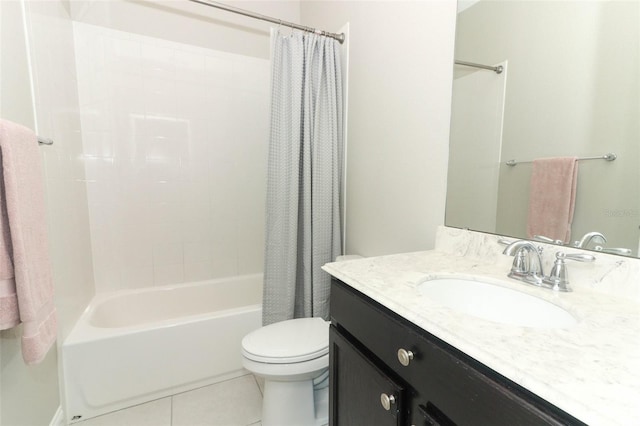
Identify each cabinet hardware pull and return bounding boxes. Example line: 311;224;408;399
397;348;414;366
380;393;396;410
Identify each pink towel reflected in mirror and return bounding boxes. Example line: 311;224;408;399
526;157;579;244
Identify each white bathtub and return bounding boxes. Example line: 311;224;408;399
62;274;263;423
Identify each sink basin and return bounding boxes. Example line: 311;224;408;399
417;277;577;328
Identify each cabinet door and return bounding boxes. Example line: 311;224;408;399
330;326;406;426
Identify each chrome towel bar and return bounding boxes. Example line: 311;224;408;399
506;153;616;167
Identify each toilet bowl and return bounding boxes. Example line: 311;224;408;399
241;317;330;426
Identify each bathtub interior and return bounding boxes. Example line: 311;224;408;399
62;275;263;423
88;274;262;329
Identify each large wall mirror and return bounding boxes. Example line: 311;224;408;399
447;0;640;257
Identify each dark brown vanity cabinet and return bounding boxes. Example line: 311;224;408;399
330;328;406;425
329;279;585;426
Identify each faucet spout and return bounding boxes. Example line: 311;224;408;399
576;231;606;249
502;240;537;256
502;240;544;285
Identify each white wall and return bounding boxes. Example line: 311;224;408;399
75;23;270;292
0;0;95;424
26;0;96;344
0;1;35;127
69;0;300;59
300;0;457;256
70;1;300;294
0;4;54;424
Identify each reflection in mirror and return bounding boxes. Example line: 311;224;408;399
447;0;640;257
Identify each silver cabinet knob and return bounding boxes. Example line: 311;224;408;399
397;348;414;366
380;393;396;411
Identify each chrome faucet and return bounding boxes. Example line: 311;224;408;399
543;252;596;291
502;240;596;292
575;231;606;249
573;231;632;255
502;240;545;285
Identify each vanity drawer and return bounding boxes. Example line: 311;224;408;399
330;279;580;426
331;279;434;383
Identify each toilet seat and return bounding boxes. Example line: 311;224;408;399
242;317;329;364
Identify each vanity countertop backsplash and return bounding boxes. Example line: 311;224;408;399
322;226;640;425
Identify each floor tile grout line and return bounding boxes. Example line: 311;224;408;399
170;372;256;399
76;373;262;426
251;374;263;397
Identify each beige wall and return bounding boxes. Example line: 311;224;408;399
0;0;95;424
300;0;457;256
455;1;639;253
447;62;507;232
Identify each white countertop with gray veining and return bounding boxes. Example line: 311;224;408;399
323;228;640;425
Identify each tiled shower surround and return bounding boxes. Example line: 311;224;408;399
74;22;270;292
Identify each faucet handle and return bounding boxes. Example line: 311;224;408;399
562;252;596;262
533;235;565;245
594;246;633;256
497;238;515;246
543;252;595;292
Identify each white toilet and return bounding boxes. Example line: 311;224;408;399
242;256;362;426
241;317;330;426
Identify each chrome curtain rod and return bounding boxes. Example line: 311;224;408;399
455;60;503;74
506;153;617;167
186;0;345;44
38;137;53;145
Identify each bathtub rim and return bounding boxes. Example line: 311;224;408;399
61;273;263;424
64;273;263;345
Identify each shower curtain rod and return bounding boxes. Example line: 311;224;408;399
455;60;503;74
186;0;345;44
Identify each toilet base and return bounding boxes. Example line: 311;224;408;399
314;384;329;426
261;379;328;426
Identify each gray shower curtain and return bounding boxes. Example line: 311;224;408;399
262;29;343;325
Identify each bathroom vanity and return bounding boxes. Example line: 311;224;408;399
329;279;581;425
323;227;640;426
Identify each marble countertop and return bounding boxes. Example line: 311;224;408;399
323;250;640;425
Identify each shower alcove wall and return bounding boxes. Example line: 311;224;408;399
74;21;270;293
62;6;279;421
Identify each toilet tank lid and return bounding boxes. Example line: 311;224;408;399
242;317;329;363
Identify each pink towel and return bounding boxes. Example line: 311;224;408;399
0;119;57;365
526;157;578;244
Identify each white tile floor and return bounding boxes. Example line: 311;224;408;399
76;374;263;426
